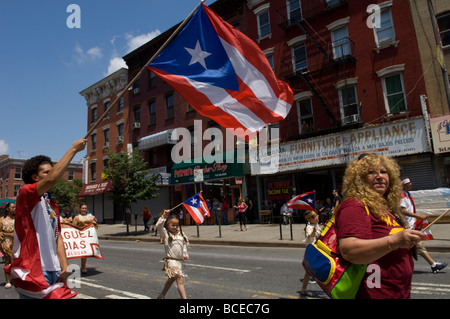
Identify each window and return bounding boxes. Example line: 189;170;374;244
374;9;395;46
134;107;141;123
148;100;156;124
293;43;307;71
90;161;97;181
68;170;74;181
437;12;450;47
338;86;359;124
297;98;314;134
91;107;97;124
103;128;110;147
104;101;110;119
117;96;124;113
254;4;271;39
14;167;22;180
382;74;407;113
148;70;156;89
117;122;124;138
14;185;21;197
91;133;97;151
166;93;174;119
287;0;302;25
332;26;350;59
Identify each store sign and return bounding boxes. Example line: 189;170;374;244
430;115;450;154
171;161;243;185
252;117;430;175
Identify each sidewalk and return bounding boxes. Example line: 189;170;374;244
97;221;450;252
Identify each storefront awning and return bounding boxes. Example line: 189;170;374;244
171;151;244;185
138;129;175;151
79;180;113;196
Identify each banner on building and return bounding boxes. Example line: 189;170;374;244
252;117;431;175
61;222;104;260
430;115;450;154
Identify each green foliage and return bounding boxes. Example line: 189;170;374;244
103;149;160;208
50;178;83;212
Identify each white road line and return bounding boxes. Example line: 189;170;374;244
187;263;251;273
74;279;151;299
105;294;134;299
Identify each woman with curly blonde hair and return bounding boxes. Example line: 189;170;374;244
336;153;424;299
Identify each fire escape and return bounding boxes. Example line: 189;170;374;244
278;0;358;133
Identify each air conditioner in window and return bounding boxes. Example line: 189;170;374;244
103;142;109;149
132;122;141;129
116;136;124;143
344;114;359;124
133;88;140;95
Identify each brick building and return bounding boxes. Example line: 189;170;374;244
79;67;129;223
0;155;82;199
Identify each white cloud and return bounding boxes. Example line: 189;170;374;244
0;140;9;155
125;30;161;53
104;29;161;76
106;56;128;75
73;42;103;64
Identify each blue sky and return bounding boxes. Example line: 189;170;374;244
0;0;212;163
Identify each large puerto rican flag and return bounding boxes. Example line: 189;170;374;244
182;192;210;225
287;191;316;211
147;3;293;137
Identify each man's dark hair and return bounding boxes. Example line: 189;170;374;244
22;155;53;184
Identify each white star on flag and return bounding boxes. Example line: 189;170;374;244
185;40;211;69
190;198;198;205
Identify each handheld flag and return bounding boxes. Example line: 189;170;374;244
182;192;210;225
414;219;434;240
147;3;293;137
287;191;316;211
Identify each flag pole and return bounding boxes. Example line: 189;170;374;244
420;207;450;233
84;1;204;140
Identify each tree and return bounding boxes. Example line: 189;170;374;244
50;179;83;214
103;149;160;233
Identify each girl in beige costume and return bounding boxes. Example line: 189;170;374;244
156;209;189;299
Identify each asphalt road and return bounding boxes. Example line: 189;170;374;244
1;240;450;301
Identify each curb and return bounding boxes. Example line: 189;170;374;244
98;235;304;248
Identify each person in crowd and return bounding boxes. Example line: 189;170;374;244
301;210;321;297
319;197;333;223
156;209;189;299
141;206;152;232
212;198;220;225
234;197;248;231
9;139;86;299
72;203;96;274
245;196;255;224
331;189;342;214
221;195;229;225
400;178;447;273
0;202;15;288
336;153;425;299
281;201;293;227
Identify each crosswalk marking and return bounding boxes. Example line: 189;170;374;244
74;278;151;299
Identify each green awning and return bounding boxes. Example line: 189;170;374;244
171;151;244;185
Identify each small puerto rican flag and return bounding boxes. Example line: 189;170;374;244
182;192;210;225
287;191;316;211
414;219;434;240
